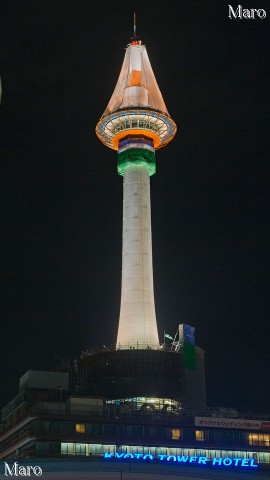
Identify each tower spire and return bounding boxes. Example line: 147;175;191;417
133;12;136;38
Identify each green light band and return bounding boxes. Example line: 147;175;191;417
184;343;196;370
117;148;156;176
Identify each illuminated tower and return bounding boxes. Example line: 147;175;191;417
96;19;177;349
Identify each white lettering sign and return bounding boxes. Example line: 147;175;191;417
4;463;42;477
228;5;266;19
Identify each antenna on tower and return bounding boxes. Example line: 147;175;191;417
133;12;136;38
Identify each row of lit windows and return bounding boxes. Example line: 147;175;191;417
71;423;173;439
59;442;270;464
25;440;270;464
105;119;167;136
27;421;270;447
75;424;269;447
172;430;204;441
75;424;204;442
248;434;270;446
107;397;179;412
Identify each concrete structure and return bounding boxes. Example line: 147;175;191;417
94;30;205;408
0;373;269;470
94;28;205;405
96;35;176;348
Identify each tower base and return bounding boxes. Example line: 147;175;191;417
81;346;206;407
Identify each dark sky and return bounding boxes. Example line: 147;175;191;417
1;1;269;412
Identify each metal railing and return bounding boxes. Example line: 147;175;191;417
81;343;178;357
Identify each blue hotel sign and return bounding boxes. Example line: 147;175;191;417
104;452;258;468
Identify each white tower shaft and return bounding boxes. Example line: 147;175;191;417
96;37;176;350
116;165;159;348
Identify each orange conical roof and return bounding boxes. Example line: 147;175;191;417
102;41;169;116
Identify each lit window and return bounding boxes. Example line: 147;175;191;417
75;443;86;454
172;428;181;440
61;442;74;455
248;434;270;446
75;423;86;434
196;430;204;441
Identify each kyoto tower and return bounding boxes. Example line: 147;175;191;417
96;17;177;349
83;18;205;406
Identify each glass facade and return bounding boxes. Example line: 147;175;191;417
106;396;180;414
60;442;270;464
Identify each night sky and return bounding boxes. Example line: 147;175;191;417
1;1;269;412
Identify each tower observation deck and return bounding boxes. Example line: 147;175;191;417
96;36;177;349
